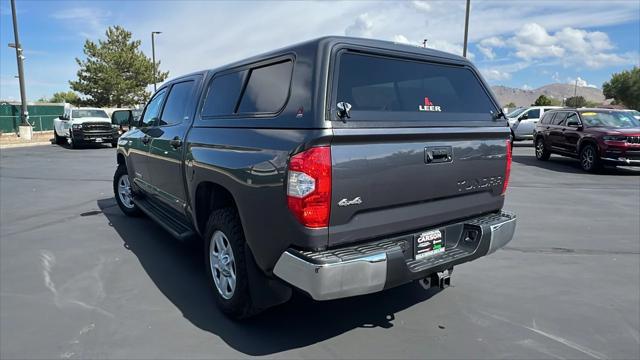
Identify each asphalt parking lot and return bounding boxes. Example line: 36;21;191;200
1;143;639;359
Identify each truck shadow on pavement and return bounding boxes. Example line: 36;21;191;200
512;154;640;175
98;198;440;356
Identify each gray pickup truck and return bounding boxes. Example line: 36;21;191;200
113;36;516;318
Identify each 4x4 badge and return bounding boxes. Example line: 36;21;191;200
338;197;363;207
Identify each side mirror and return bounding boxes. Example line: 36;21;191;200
336;102;352;119
111;110;133;127
518;113;528;121
566;120;581;128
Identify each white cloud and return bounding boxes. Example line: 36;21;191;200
510;23;565;59
478;62;531;83
477;37;505;60
411;1;431;12
477;45;495;60
345;13;374;38
4;0;638;100
393;35;412;45
391;34;471;58
480;68;512;81
522;84;532;90
506;22;635;68
51;7;112;39
121;1;637;82
568;77;598;88
480;37;505;48
427;39;469;57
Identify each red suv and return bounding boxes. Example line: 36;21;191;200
533;108;640;172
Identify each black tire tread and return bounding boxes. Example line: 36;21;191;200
535;137;551;161
580;143;601;172
113;163;142;217
204;208;256;319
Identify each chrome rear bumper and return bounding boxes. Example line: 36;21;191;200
274;211;516;301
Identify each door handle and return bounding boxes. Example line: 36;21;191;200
425;146;453;164
141;135;150;145
170;136;183;149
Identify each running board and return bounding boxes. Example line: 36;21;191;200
133;197;195;242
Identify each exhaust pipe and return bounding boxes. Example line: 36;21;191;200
419;269;453;290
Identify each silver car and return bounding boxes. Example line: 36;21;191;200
508;106;562;141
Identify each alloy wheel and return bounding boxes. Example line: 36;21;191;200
209;230;237;300
582;147;594;170
536;141;544;158
117;174;134;209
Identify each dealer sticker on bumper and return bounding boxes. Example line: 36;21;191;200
415;229;444;260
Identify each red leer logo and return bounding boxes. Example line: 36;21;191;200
418;97;442;112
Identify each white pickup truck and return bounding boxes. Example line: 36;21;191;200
53;106;118;148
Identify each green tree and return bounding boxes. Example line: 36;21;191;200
49;91;81;105
533;95;553;106
602;67;640;110
504;102;516;108
70;26;168;107
565;96;587;108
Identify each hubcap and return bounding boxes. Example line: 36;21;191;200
209;230;236;299
117;174;134;209
536;141;544;158
582;147;594;169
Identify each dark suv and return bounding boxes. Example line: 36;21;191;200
113;36;516;318
534;108;640;171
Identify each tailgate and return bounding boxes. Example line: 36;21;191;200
328;126;508;247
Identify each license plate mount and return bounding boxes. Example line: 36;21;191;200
414;229;445;260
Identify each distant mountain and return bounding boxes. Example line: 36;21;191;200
491;83;606;107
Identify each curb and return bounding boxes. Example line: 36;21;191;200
0;142;53;149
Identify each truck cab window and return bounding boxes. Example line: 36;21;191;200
141;89;167;127
159;81;194;126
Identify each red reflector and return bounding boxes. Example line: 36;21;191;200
502;139;512;195
287;146;331;228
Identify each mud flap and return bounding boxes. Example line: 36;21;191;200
245;243;292;313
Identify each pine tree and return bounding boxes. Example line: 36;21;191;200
70;26;169;107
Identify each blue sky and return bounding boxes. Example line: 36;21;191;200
1;0;639;101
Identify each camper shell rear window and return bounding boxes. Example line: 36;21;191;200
332;51;499;122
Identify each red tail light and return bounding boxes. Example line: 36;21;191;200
502;139;512;195
286;146;331;228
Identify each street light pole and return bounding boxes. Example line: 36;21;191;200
10;0;29;127
151;31;161;92
463;0;471;58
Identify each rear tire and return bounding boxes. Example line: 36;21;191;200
580;143;601;172
113;163;141;216
54;130;65;145
204;208;256;319
535;137;550;161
